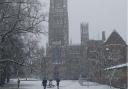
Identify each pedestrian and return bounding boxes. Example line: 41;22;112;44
42;79;47;89
17;78;20;88
48;79;53;87
56;79;60;89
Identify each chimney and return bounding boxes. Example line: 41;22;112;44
102;31;106;41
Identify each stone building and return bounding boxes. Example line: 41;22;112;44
102;30;127;88
46;0;69;80
86;40;104;80
65;45;81;79
104;30;127;67
80;23;104;79
102;31;127;89
46;0;127;80
49;0;69;46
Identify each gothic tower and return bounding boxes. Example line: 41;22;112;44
81;22;89;46
47;0;69;79
80;22;89;77
49;0;69;46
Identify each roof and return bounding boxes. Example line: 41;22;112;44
105;30;126;46
105;63;128;70
87;40;103;51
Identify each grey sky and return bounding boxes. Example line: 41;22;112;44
39;0;127;46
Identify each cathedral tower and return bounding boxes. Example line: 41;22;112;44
81;22;89;46
49;0;69;46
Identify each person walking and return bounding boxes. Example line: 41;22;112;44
56;79;60;89
42;79;47;89
17;78;20;88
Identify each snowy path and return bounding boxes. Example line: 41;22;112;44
0;79;118;89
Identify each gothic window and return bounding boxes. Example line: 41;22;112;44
63;4;66;8
64;19;67;24
88;51;97;59
56;18;59;24
60;17;63;24
63;2;66;8
83;29;86;34
55;0;62;8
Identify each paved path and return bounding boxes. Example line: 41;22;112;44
0;79;118;89
0;79;43;89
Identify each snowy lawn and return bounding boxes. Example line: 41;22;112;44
0;79;119;89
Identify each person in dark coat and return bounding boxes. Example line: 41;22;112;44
56;79;60;89
42;79;47;89
17;78;20;88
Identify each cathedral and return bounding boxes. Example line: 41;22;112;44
46;0;127;81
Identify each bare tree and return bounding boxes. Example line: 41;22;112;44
0;0;46;43
0;0;47;85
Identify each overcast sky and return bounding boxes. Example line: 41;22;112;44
39;0;127;47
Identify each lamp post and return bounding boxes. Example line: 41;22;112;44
41;56;47;80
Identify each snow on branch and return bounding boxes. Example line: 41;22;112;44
104;63;128;70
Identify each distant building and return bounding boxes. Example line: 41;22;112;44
104;30;127;67
102;31;127;88
65;23;105;79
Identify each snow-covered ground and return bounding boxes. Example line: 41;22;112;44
1;79;118;89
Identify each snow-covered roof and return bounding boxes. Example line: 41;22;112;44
105;63;128;70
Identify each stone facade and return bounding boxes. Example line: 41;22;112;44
47;0;127;80
49;0;69;46
46;0;69;79
81;23;89;46
65;45;81;79
104;31;127;67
